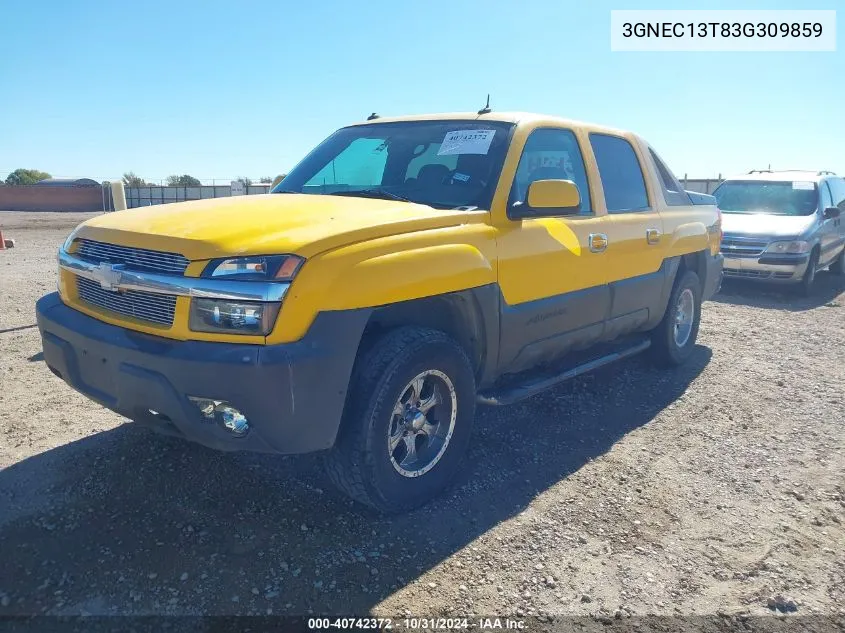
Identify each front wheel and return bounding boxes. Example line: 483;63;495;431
799;249;820;296
651;270;702;367
324;327;476;513
829;247;845;276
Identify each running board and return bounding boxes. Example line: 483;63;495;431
477;338;652;406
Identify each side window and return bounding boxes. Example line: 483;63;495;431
510;128;592;215
829;178;845;211
589;134;650;213
820;181;834;210
649;148;692;207
304;137;387;192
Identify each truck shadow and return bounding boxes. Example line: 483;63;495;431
713;270;844;311
0;347;711;616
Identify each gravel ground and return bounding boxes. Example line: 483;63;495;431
0;211;843;623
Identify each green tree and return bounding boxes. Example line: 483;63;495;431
122;171;147;187
271;173;287;187
5;168;52;186
259;176;272;184
235;177;252;187
165;174;201;186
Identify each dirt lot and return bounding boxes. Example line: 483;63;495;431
0;211;843;623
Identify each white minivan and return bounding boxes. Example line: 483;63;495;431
714;170;845;294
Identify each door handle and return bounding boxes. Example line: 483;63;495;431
589;233;608;253
646;228;662;245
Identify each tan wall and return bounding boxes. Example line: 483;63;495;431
0;186;112;212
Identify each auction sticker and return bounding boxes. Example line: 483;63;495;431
792;181;814;190
438;129;496;155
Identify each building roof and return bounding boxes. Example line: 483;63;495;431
36;177;101;187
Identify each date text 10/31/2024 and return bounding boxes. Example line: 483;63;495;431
307;617;526;630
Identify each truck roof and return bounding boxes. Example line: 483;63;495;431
351;111;630;137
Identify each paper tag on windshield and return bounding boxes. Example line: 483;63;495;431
438;129;496;156
793;181;814;190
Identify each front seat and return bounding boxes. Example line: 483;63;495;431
417;164;451;188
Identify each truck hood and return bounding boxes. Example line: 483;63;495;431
721;212;817;239
75;194;479;261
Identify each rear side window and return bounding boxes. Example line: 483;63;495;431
649;148;691;207
589;134;649;212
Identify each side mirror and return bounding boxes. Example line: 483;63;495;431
510;179;581;219
823;206;841;220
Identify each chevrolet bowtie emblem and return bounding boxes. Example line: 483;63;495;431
95;262;125;291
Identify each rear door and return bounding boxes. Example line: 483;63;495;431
590;134;668;339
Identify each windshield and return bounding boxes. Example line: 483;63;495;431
713;180;819;216
272;120;514;210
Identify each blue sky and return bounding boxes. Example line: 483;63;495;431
1;0;842;183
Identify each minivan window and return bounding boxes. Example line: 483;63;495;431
829;178;845;211
713;180;819;216
589;134;649;212
274;120;514;210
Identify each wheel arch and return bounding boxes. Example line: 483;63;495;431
357;286;500;387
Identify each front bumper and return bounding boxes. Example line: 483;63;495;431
36;293;369;454
703;252;724;300
721;253;809;284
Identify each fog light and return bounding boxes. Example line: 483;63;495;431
218;405;249;436
188;397;250;437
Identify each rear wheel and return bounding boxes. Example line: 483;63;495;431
324;327;476;513
651;270;702;367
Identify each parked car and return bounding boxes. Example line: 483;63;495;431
36;112;723;512
714;170;845;293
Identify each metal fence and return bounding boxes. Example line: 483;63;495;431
125;184;273;208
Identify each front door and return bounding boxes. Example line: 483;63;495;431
496;127;610;375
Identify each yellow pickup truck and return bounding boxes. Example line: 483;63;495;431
37;112;723;512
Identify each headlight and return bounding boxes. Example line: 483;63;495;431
189;299;281;335
765;240;811;255
202;255;303;280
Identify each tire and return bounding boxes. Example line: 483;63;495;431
830;247;845;276
651;270;702;368
799;248;820;296
324;327;476;513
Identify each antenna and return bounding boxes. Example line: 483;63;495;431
477;94;491;115
367;112;380;121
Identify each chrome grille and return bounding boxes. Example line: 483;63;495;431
724;268;772;278
720;235;769;258
76;276;176;326
76;239;190;274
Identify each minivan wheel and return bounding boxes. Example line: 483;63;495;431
324;327;476;513
651;270;702;367
799;249;819;296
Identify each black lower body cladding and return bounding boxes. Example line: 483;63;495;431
35;293;370;454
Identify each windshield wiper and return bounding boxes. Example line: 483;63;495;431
328;189;414;203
